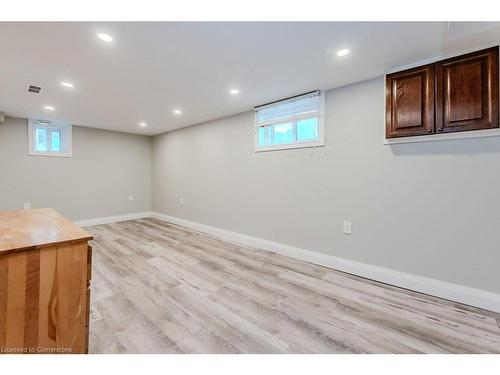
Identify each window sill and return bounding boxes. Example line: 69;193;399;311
28;151;72;158
255;141;325;153
383;128;500;145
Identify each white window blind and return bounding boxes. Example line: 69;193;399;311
255;91;321;127
254;91;325;152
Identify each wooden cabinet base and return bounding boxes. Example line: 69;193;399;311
0;209;93;354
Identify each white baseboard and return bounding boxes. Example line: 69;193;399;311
74;211;152;227
151;211;500;314
74;210;500;313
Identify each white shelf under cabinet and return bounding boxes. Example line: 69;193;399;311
384;128;500;145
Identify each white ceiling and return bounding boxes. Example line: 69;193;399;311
1;22;500;135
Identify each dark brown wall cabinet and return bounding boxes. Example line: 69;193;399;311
386;46;499;139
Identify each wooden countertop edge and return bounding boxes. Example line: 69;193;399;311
0;208;94;254
0;235;94;255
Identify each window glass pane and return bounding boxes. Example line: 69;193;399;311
35;128;47;152
258;126;271;147
51;130;61;152
297;117;319;141
272;122;294;145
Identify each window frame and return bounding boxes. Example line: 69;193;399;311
254;90;326;152
28;119;73;157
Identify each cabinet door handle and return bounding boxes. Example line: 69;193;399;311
438;128;443;132
427;129;433;134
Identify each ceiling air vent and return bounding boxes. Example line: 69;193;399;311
28;85;41;94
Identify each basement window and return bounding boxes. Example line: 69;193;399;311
28;119;72;157
254;90;325;152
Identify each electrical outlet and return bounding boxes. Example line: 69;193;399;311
128;194;134;202
343;221;352;235
23;202;31;210
179;197;184;206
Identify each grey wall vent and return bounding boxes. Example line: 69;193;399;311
28;85;41;93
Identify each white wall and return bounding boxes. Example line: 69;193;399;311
152;77;500;294
0;117;152;221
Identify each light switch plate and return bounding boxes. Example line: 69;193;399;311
23;202;31;210
179;197;184;205
343;221;352;235
128;194;134;202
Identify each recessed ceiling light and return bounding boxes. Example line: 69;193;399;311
61;81;74;88
43;106;55;111
97;32;113;42
139;122;147;127
229;89;240;95
336;48;350;57
173;109;182;115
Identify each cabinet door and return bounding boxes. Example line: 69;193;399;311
386;64;435;138
436;46;499;133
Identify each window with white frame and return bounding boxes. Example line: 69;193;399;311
28;119;72;157
254;90;325;151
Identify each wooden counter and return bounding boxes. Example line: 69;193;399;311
0;208;93;354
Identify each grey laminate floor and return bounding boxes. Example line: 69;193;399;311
86;218;500;353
